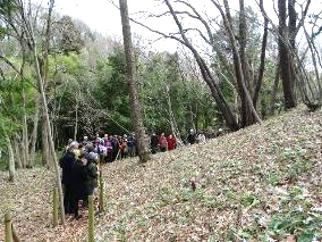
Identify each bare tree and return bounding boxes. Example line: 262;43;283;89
253;0;269;109
278;0;296;109
211;0;262;126
119;0;151;162
11;0;67;223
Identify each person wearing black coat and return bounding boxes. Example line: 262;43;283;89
59;143;77;214
71;157;87;219
150;133;159;154
187;129;196;145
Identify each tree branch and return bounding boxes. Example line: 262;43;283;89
0;55;20;73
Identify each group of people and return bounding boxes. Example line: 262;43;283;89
59;141;99;219
150;129;206;154
150;133;177;154
59;129;209;219
82;133;137;162
59;132;139;219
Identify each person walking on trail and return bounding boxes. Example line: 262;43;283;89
71;154;87;219
159;133;168;152
59;141;78;214
187;129;196;145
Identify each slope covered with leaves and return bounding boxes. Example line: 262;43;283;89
1;106;322;241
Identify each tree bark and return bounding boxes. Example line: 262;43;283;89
236;0;255;126
28;97;40;167
270;65;280;115
253;8;268;108
212;0;263;126
6;134;15;182
119;0;151;162
41;115;51;167
278;0;296;109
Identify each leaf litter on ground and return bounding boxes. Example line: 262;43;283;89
1;105;322;241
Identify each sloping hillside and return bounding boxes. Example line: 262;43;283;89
97;107;322;242
1;106;322;241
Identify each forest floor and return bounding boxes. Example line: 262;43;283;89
1;106;322;242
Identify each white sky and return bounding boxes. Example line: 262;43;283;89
32;0;322;52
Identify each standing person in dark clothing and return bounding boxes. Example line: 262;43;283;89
59;141;78;214
150;133;159;154
71;155;86;219
83;152;99;207
127;134;136;157
111;135;119;161
187;129;196;145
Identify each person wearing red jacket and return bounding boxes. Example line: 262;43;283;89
159;133;168;152
167;134;177;151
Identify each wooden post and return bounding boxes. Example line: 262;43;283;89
5;212;13;242
88;195;94;242
99;173;104;212
11;223;21;242
53;187;59;227
98;152;104;212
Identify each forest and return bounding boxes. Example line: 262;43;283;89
1;0;322;241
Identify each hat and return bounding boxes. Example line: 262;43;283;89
85;142;94;152
86;151;98;162
68;141;79;150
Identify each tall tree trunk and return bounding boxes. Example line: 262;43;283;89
74;93;78;141
33;45;66;225
119;0;151;163
29;100;39;167
211;0;263;127
165;84;180;137
165;0;240;130
270;65;280;115
41;115;51;167
288;0;297;102
237;0;254;126
6;133;15;182
253;6;269;108
278;0;296;109
23;0;66;224
13;136;23;169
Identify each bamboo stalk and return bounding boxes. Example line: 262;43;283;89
99;173;104;212
53;187;59;227
5;212;13;242
88;195;94;242
11;223;20;242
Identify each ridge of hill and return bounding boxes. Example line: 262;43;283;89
1;106;322;241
